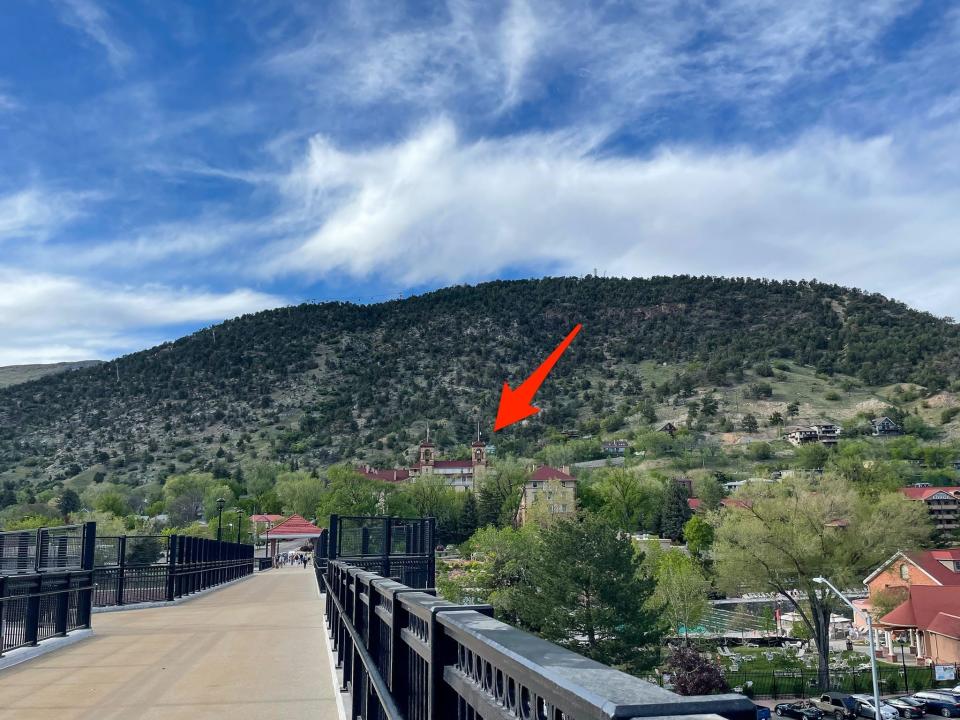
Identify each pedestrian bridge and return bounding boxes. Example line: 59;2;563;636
0;567;338;720
0;516;757;720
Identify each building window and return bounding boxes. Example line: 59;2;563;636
899;564;909;581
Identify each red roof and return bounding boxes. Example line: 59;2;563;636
904;549;960;586
250;514;283;523
721;498;751;509
357;466;411;483
879;587;960;636
264;514;323;538
688;498;702;510
529;465;574;482
432;460;474;469
900;486;960;501
928;612;960;641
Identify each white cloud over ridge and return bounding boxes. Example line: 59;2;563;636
0;270;284;365
269;118;960;317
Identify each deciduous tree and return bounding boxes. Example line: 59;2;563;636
712;475;931;687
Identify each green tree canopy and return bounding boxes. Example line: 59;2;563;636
712;475;931;686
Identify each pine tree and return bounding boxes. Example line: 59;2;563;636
659;481;692;541
460;492;479;541
529;514;662;673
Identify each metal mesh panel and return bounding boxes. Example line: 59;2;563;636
36;525;83;570
0;529;38;574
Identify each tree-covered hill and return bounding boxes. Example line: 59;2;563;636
2;275;959;492
0;361;103;388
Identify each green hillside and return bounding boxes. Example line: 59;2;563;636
0;361;102;389
1;276;959;497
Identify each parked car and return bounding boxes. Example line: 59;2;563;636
886;697;925;718
851;695;899;720
756;704;772;720
912;691;960;718
775;702;824;720
812;693;860;720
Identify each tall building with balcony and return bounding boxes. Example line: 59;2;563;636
900;485;960;532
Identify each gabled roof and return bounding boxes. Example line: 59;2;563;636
250;514;283;523
688;498;702;510
900;486;960;501
529;465;575;482
357;466;411;483
863;549;960;586
264;514;323;538
878;586;960;635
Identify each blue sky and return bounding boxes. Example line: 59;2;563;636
2;0;960;364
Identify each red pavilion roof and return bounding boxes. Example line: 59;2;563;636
264;514;323;538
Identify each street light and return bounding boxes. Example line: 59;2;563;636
897;633;909;694
216;497;226;542
813;577;882;720
235;508;244;544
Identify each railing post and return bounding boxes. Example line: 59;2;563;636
25;576;40;646
78;521;96;628
329;514;340;561
116;535;127;606
426;518;436;587
166;535;178;602
381;517;391;578
0;576;6;657
55;572;69;635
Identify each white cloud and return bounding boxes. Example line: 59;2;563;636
261;0;918;124
60;0;132;69
0;270;285;365
265;118;960;317
0;189;88;242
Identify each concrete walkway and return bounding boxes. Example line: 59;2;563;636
0;567;341;720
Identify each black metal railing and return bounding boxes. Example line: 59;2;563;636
317;558;757;720
257;557;275;571
0;524;86;574
322;515;435;588
0;522;95;656
93;534;254;608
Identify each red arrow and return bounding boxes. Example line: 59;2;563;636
494;324;582;432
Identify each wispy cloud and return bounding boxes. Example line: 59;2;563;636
0;269;285;365
60;0;132;69
264;117;960;316
0;189;89;242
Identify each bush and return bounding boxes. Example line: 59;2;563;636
940;407;960;425
665;646;729;695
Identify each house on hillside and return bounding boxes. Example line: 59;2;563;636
871;416;902;436
900;486;960;532
786;424;840;446
517;465;577;526
810;423;841;444
602;439;629;455
658;422;677;437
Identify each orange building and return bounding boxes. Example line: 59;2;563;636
876;586;960;664
859;549;960;661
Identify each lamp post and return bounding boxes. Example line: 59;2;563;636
236;508;244;544
814;577;882;720
216;497;225;542
897;633;909;694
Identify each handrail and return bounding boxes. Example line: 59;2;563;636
322;571;404;720
318;556;758;720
